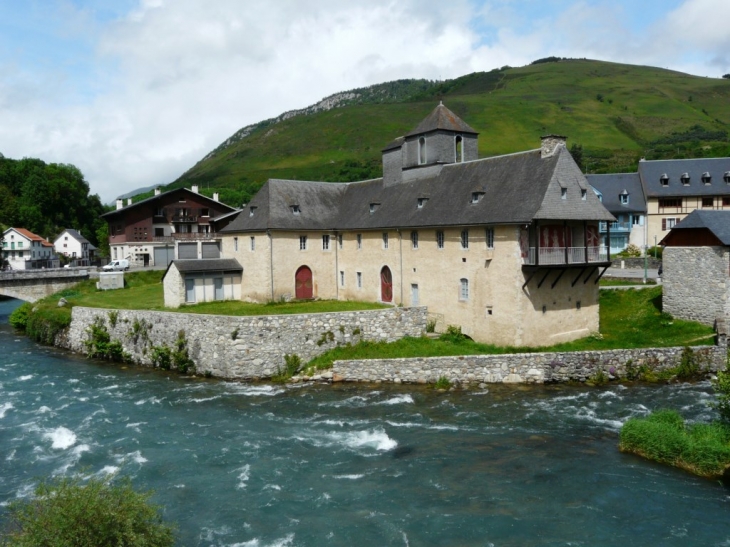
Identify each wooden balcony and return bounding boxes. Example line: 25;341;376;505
522;246;608;266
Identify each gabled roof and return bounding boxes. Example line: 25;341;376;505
404;103;478;138
220;146;613;234
6;227;44;241
586;173;646;214
666;210;730;245
171;258;243;274
101;187;237;219
638;157;730;198
57;228;89;244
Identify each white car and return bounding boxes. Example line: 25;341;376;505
102;259;129;271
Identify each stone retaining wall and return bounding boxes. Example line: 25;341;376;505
331;342;726;385
62;306;428;379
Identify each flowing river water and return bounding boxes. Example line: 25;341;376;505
1;298;729;546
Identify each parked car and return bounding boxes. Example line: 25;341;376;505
102;259;129;271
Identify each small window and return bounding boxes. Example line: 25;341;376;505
576;301;581;310
681;173;690;185
291;205;301;215
561;188;567;199
460;278;469;300
455;135;463;163
662;218;678;231
619;193;629;205
370;203;379;214
658;197;682;209
201;208;210;217
322;234;330;250
702;197;714;208
154;208;164;217
723;197;730;207
234;237;238;252
411;231;419;249
340;271;345;286
383;232;389;249
702;172;712;184
485;227;494;250
357;272;362;288
356;234;362;249
725;171;730;184
418;137;426;165
64;236;68;240
660;174;669;186
249;206;257;217
338;234;343;249
471;192;484;204
299;236;307;250
581;189;587;200
436;230;444;249
417;197;428;209
250;236;255;251
460;230;469;250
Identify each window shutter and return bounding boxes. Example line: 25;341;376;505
662;218;666;231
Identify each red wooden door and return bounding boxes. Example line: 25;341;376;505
380;266;393;303
295;266;313;299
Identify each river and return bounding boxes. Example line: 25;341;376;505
1;298;729;546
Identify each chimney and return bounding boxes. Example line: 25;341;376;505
154;187;161;196
191;184;199;193
127;198;133;206
116;199;123;210
540;134;567;158
213;192;219;202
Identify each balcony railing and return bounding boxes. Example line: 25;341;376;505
523;246;608;266
599;221;631;232
152;232;218;243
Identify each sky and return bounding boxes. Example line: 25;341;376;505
1;0;729;203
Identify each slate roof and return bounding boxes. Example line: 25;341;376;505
586;173;646;214
668;210;730;245
59;228;97;250
638;157;730;198
220;146;614;234
171;258;243;273
404;103;478;137
101;187;237;219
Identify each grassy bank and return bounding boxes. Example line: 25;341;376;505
620;410;730;479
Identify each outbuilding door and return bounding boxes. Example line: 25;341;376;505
380;266;393;303
295;266;313;299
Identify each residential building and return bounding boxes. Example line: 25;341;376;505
54;228;97;266
2;228;59;270
587;173;646;254
101;186;237;267
660;209;730;325
200;103;614;347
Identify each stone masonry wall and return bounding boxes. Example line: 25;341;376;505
663;246;730;326
332;343;726;385
61;306;428;379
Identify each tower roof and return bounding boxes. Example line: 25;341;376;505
405;102;478;137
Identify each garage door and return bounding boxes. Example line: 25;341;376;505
202;242;220;259
153;246;174;266
178;243;197;259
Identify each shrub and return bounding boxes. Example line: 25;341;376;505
434;376;451;389
272;354;302;383
426;319;436;333
646;245;663;259
150;344;172;370
676;346;701;379
26;307;72;346
712;365;730;421
439;325;466;343
0;475;175;546
172;330;195;374
9;302;33;330
84;317;127;362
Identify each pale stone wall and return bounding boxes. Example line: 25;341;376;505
331;343;725;385
61;306;428;379
270;231;338;301
663;246;730;325
221;232;272;302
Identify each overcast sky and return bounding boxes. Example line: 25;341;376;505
1;0;728;202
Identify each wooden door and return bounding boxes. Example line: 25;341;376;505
381;266;393;303
295;266;313;299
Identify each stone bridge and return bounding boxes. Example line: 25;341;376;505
0;269;90;302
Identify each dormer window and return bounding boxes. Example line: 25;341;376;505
291;205;301;215
619;190;629;205
370;203;380;214
471;192;484;204
581;189;587;200
681;173;690;185
702;172;712;184
660;174;669;186
249;206;257;217
418;137;426;165
561;188;567;199
455;135;463;163
417;197;428;209
725;171;730;184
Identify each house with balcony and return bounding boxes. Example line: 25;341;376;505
101;186;238;267
586;173;646;254
208;103;614;346
53;228;97;266
2;227;59;270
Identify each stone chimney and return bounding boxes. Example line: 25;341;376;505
116;199;123;210
127;198;133;206
154;187;161;196
191;185;199;193
213;192;219;202
540;135;567;158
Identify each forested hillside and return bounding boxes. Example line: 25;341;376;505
0;156;106;247
166;58;730;206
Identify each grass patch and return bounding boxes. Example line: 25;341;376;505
599;278;656;286
620;410;730;478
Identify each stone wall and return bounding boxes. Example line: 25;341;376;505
61;306;428;379
611;257;662;270
663;246;730;325
331;342;726;385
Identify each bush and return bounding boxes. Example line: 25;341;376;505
712;364;730;421
0;475;175;547
272;354;302;383
646;245;663;259
434;376;452;389
9;302;33;330
439;325;467;344
26;307;72;346
617;243;642;258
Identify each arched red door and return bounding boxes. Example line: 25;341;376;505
380;266;393;303
295;266;313;299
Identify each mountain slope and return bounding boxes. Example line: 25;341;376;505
170;59;730;205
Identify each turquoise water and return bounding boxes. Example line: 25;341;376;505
1;299;729;546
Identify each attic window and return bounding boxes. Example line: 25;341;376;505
561;188;567;200
291;205;301;215
370;203;380;214
619;192;629;205
681;173;690;185
471;192;484;204
417;197;428;209
418;137;426;165
455;135;463;163
581;189;587;200
702;172;712;184
249;206;257;217
660;174;669;186
725;171;730;184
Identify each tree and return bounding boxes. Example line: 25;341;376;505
0;231;5;271
569;143;584;172
723;74;730;79
95;223;110;258
0;475;175;547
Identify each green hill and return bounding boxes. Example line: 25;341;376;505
168;59;730;206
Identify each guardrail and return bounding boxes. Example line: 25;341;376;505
522;247;608;266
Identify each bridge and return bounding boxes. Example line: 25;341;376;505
0;269;90;302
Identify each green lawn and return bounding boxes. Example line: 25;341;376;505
599;278;657;287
